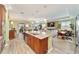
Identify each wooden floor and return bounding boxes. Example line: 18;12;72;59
2;38;79;54
1;33;79;54
48;37;79;54
2;39;35;54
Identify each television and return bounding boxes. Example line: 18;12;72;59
47;22;55;27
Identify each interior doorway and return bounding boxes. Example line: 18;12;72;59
16;23;25;40
51;17;76;53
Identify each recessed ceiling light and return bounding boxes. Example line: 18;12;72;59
43;5;47;8
36;10;39;13
20;12;24;14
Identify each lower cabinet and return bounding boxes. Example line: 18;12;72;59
9;30;15;40
25;33;48;54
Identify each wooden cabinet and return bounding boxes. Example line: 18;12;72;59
9;30;16;40
40;38;48;53
24;33;48;54
0;5;6;53
0;5;5;36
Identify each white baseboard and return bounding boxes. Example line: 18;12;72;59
5;43;9;47
47;48;53;53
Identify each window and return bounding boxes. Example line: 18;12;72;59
61;20;71;30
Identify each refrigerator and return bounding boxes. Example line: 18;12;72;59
76;18;79;46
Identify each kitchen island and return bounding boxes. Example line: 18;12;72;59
23;31;49;54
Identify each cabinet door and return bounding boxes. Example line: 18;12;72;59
40;38;48;54
33;38;40;53
0;9;2;36
0;5;5;53
27;34;31;46
9;30;15;40
0;5;5;36
30;35;33;48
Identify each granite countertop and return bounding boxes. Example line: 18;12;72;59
25;31;49;39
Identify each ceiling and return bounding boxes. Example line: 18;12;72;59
6;4;79;20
